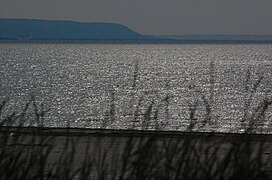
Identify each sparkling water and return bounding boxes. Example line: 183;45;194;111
1;43;272;132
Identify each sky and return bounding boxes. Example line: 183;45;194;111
1;0;272;35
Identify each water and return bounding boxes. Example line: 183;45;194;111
1;43;272;133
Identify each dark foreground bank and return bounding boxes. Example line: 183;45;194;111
1;126;272;180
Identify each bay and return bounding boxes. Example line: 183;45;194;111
1;43;272;133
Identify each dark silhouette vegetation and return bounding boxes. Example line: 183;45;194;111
1;61;272;179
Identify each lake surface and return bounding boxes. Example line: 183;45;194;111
1;43;272;133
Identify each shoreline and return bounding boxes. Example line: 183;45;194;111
1;40;272;44
1;126;272;140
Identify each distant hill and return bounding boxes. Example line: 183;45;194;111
157;35;272;43
1;19;272;43
0;19;149;40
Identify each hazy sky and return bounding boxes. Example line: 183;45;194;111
1;0;272;35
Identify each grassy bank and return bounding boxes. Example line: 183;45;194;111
1;97;272;179
1;126;272;179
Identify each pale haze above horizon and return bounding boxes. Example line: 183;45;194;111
1;0;272;35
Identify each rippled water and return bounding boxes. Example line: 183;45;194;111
1;43;272;132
